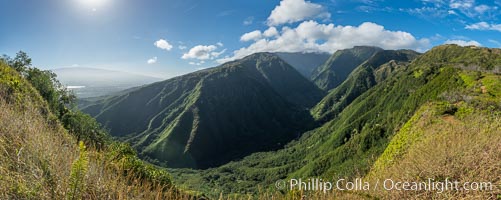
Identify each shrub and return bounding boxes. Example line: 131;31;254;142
68;141;89;200
61;111;109;149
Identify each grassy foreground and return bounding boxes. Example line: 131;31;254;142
0;61;195;199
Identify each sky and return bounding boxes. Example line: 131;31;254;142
0;0;500;78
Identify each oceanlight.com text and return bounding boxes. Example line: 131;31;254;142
275;178;494;194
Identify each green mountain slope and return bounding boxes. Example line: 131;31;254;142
82;53;324;169
312;49;420;122
311;46;382;90
274;52;330;78
171;45;501;197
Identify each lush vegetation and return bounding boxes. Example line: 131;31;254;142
0;54;191;199
169;44;501;199
1;52;108;148
312;49;420;122
311;46;383;90
82;53;324;169
2;44;500;199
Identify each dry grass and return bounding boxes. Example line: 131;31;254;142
364;103;501;199
0;97;75;199
0;97;194;199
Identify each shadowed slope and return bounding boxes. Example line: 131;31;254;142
83;53;323;169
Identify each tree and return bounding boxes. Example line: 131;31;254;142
1;51;32;74
13;51;32;73
25;68;76;117
4;51;107;149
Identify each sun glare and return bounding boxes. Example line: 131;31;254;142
77;0;109;11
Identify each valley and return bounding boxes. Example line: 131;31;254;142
3;0;501;199
78;44;501;198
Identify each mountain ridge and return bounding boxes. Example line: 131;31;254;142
311;46;383;91
312;49;421;122
83;52;323;169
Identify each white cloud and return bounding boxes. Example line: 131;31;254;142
218;21;430;64
267;0;331;26
416;0;500;19
240;30;263;42
189;60;206;66
147;57;157;64
448;10;458;15
211;49;227;58
178;45;187;50
449;0;474;9
154;39;173;51
407;7;449;18
263;27;279;37
243;16;254;25
465;22;501;32
449;0;499;18
444;39;482;46
421;0;445;5
465;21;490;29
182;45;217;60
182;44;225;60
474;5;490;14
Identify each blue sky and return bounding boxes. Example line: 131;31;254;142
0;0;500;78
